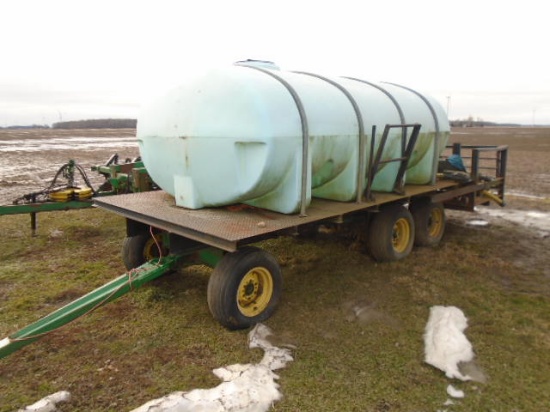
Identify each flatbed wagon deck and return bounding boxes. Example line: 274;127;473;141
94;179;459;252
90;163;505;330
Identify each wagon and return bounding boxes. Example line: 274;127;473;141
0;139;507;360
0;62;508;358
96;137;508;328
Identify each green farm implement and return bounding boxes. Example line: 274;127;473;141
0;154;154;234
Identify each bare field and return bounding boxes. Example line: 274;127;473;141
0;127;549;411
449;126;550;202
1;126;549;204
0;128;139;205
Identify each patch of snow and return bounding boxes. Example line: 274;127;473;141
130;323;293;412
475;207;550;237
446;384;465;398
18;391;71;412
466;219;489;227
507;191;547;200
424;306;474;381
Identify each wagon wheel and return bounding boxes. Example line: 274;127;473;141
366;204;415;262
207;246;282;330
410;199;446;247
122;232;168;270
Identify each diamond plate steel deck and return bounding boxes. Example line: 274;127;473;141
94;180;458;251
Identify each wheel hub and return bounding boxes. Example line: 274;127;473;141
237;267;274;317
428;209;444;237
392;217;411;253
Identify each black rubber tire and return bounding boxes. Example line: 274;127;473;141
366;204;415;262
207;246;282;330
122;233;166;270
410;200;446;247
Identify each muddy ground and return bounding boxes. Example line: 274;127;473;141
0;128;139;205
447;127;550;280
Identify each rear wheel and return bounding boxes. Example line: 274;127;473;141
410;200;445;247
207;246;282;330
367;204;415;262
122;232;168;270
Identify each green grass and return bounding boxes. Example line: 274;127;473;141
0;208;549;411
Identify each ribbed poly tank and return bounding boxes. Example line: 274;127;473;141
137;61;450;214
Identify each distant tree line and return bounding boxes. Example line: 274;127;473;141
0;124;50;129
1;119;138;129
450;116;490;127
450;116;521;128
52;118;137;129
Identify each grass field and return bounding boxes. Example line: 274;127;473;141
0;127;549;411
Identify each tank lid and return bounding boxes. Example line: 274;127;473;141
234;59;280;70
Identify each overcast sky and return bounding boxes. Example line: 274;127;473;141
1;0;548;126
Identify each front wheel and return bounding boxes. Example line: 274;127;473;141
366;204;415;262
207;246;282;330
122;232;168;270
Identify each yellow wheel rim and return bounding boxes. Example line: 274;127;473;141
237;267;274;317
143;235;165;260
392;217;411;253
428;208;444;238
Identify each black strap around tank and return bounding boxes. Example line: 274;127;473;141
343;77;407;125
235;63;310;216
342;77;409;161
292;71;366;203
383;82;441;185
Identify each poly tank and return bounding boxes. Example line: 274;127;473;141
137;61;450;214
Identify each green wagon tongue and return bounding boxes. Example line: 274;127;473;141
0;256;180;360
